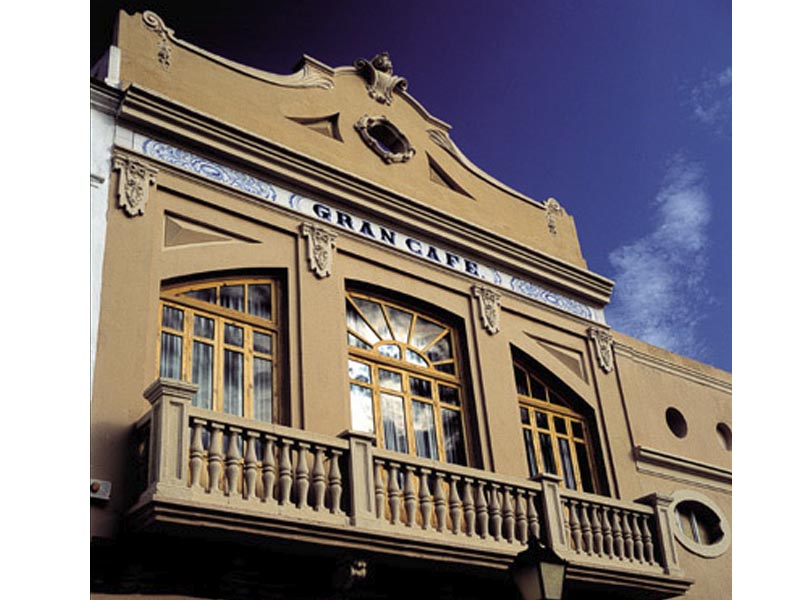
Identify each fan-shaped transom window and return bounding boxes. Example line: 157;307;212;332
515;361;598;493
346;291;467;465
158;277;279;422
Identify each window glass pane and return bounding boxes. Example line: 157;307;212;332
162;305;184;330
574;443;594;493
191;341;214;410
224;323;244;347
523;429;538;477
549;391;566;406
253;331;272;354
183;287;217;304
253;357;273;422
441;407;466;465
520;407;530;425
554;416;567;434
514;366;529;396
409;376;432;398
558;438;577;489
412;401;439;460
378;368;401;391
426;334;452;363
433;362;455;375
349;360;372;384
535;411;549;429
220;285;245;312
385;307;413;343
410;317;445;350
223;349;244;416
159;332;182;379
571;421;585;439
530;378;547;400
347;301;381;345
377;343;401;360
405;348;428;366
353;298;391;340
439;384;460;407
348;332;372;350
350;384;375;433
539;432;557;474
381;393;408;453
247;284;272;320
193;315;215;339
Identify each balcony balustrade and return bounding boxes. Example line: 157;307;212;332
127;379;691;598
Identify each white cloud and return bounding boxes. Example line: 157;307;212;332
606;154;712;360
689;67;732;134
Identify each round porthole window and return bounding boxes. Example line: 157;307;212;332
670;490;730;558
354;115;415;164
665;407;688;438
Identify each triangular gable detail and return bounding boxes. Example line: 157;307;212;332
164;214;257;248
427;153;472;198
287;114;342;141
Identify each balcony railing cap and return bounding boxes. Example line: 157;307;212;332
143;377;198;405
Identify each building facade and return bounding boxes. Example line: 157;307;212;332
90;10;732;600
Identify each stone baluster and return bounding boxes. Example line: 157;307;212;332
449;476;462;535
526;491;541;541
502;486;515;543
475;481;489;539
433;471;447;533
419;469;433;530
462;478;476;537
580;502;593;554
374;460;386;519
488;484;502;541
601;507;614;557
632;512;644;562
387;463;401;524
295;443;310;509
261;435;276;502
188;418;206;488
568;500;583;552
515;490;528;545
278;438;293;506
311;446;326;511
622;510;634;560
224;428;242;496
641;515;655;565
403;466;417;528
328;449;343;514
243;431;259;500
591;505;603;555
612;508;625;559
207;423;225;493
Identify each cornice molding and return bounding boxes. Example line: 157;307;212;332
633;445;732;491
114;84;614;309
614;343;731;391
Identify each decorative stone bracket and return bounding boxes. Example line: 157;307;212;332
143;11;174;70
112;154;158;217
301;222;337;278
588;326;615;373
354;52;407;105
472;285;502;335
544;197;564;235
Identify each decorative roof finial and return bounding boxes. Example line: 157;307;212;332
354;52;407;105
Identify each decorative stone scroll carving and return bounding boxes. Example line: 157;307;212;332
142;11;174;70
472;285;502;335
333;557;368;593
300;222;337;278
354;115;415;164
354;52;407;105
588;327;615;373
112;155;158;217
544;197;564;235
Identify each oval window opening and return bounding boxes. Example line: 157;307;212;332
676;500;723;546
367;123;405;155
666;407;688;438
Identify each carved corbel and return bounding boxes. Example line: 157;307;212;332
544;197;564;235
142;11;174;70
354;52;407;105
301;222;337;278
588;327;615;373
111;154;158;217
472;285;502;335
332;556;367;596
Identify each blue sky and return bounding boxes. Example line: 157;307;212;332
92;1;732;371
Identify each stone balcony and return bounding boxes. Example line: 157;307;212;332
127;379;693;599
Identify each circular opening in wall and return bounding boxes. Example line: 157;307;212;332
716;422;732;450
665;407;688;438
367;123;407;155
671;491;730;558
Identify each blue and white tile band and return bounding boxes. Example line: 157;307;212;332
136;136;602;323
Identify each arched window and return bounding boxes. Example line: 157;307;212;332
158;276;279;422
346;291;467;465
515;361;598;493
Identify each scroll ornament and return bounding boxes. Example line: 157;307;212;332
301;223;337;278
473;285;502;335
354;52;407;105
142;11;174;70
544;197;564;235
112;155;158;217
588;327;615;373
